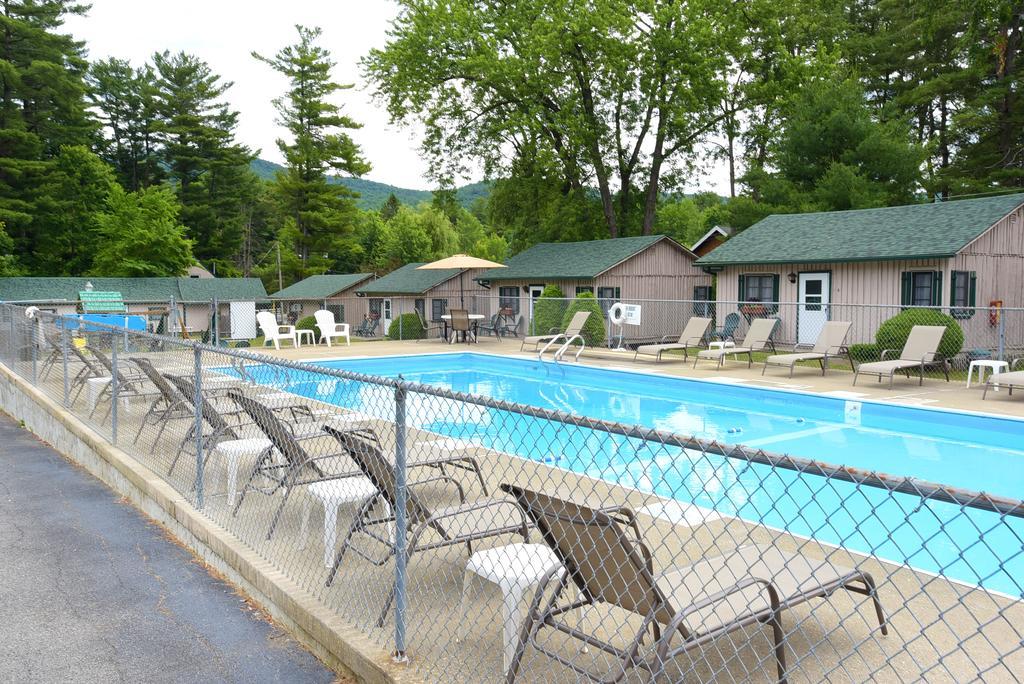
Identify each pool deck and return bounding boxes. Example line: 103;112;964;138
258;337;1024;421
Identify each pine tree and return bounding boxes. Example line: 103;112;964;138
0;0;93;269
253;25;370;277
89;58;163;191
152;51;256;268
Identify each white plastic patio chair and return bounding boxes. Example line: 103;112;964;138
256;311;298;350
314;309;350;347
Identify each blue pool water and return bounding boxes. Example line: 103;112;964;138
263;353;1024;595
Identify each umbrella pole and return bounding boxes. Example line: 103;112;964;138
460;272;465;308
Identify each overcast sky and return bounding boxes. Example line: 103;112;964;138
65;1;729;194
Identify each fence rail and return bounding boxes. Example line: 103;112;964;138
1;302;1022;682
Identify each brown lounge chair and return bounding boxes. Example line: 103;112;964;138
500;485;886;684
323;427;530;625
521;311;590;352
633;317;712;363
762;321;852;377
853;325;949;388
694;317;779;369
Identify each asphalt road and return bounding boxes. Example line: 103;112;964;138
0;411;336;683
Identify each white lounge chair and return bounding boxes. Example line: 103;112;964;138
633;317;712;362
763;321;852;377
521;311;590;351
694;317;778;369
853;325;949;388
256;311;298;350
313;309;350;347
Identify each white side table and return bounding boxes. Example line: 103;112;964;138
210;438;273;506
299;478;379;568
459;543;563;674
967;359;1008;390
86;376;112;410
708;340;736;351
296;329;315;347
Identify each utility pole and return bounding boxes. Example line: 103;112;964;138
276;241;283;292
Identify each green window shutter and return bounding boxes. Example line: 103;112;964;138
969;272;977;307
771;274;780;302
949;272;957;306
900;272;912;307
738;274;746;302
931;271;942;307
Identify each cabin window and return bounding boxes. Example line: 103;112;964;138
597;286;620;316
431;298;447;321
693;285;714;317
575;286;594;296
327;303;345;323
368;298;382;316
950;271;976;319
739;274;778;303
498;286;519;314
414;299;425;318
900;271;942;307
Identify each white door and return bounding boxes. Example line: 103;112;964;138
381;299;393;333
228;301;257;340
797;272;830;345
527;285;545;335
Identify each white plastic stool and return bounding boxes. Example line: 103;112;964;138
459;543;563;674
967;359;1008;390
299;478;378;568
211;437;272;506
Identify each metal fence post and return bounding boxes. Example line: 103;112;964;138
193;345;205;508
998;309;1006;362
61;321;70;407
31;316;38;383
110;339;119;444
393;380;409;662
213;296;220;347
399;303;403;340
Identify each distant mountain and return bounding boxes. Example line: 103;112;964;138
250;158;489;211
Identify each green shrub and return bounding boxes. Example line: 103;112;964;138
875;308;964;359
532;284;567;336
387;312;425;340
848;343;880;363
295;315;317;332
561;291;606;347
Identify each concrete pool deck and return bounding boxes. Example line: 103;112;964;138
258;337;1024;420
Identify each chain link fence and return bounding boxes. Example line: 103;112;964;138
1;302;1022;682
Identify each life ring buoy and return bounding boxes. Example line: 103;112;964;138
608;302;626;326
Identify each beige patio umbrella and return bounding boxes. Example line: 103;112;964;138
416;254;505;307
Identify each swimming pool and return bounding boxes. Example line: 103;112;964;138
267;353;1024;595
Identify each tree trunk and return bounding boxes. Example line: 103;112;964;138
642;126;666;235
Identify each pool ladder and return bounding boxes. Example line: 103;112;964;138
538;334;586;363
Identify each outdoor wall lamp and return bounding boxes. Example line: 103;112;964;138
788;272;797;284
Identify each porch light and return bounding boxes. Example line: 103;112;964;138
788;272;797;284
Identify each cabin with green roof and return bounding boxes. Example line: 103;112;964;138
270;273;375;325
354;263;489;333
0;276;268;337
475;235;708;338
695;193;1024;347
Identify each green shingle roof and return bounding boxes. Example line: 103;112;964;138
355;263;463;295
0;277;267;303
477;235;681;282
270;274;374;300
697;194;1024;266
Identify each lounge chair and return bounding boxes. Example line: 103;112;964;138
84;345;152;417
313;309;350;347
228;390;374;539
501;485;886;683
982;358;1024;399
521;311;590;352
853;325;949;388
322;427;530;625
762;321;852;377
633;317;712;362
710;312;740;342
256;311;298;350
65;342;106;402
693;317;778;369
130;357;197;457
